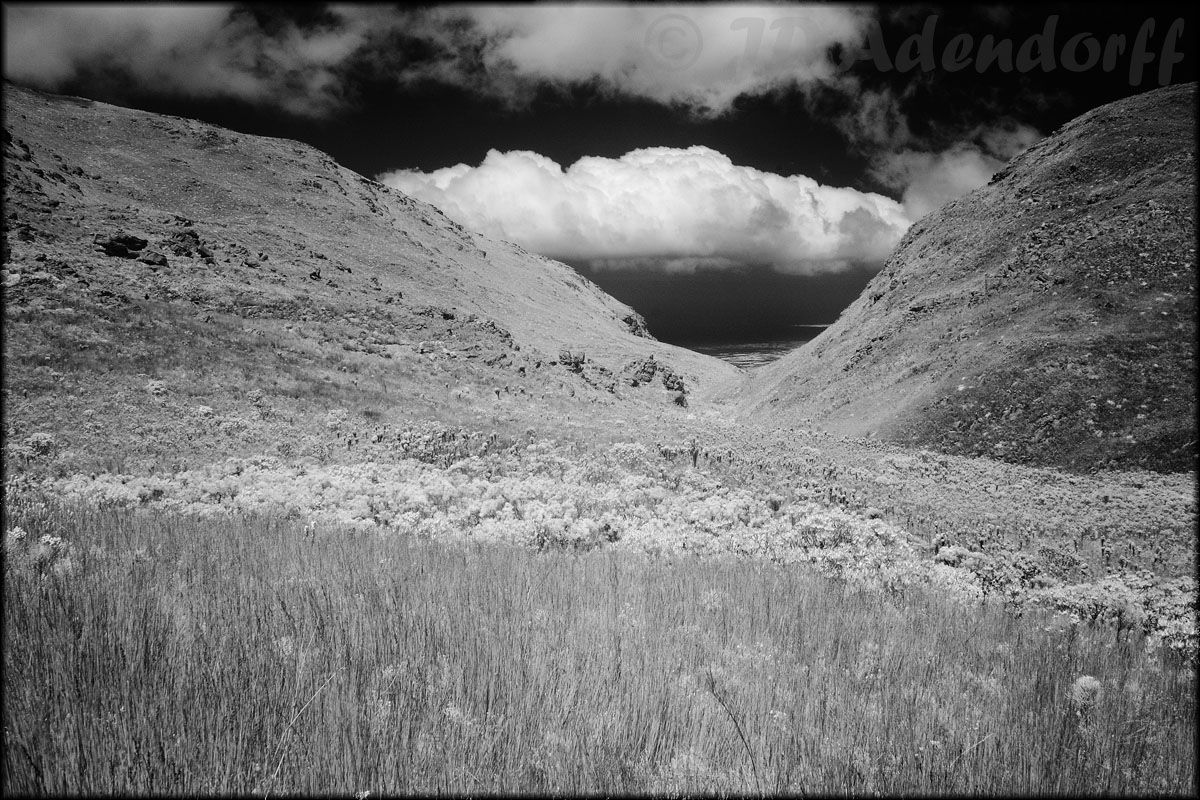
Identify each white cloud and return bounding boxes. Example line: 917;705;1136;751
3;4;873;117
1;4;382;115
876;147;1004;220
870;121;1042;220
979;121;1042;160
379;146;911;273
432;5;874;115
3;5;1043;233
827;82;920;150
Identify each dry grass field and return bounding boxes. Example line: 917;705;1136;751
4;496;1194;795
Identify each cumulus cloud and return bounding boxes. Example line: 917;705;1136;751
379;146;911;274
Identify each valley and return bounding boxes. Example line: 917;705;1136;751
3;80;1196;795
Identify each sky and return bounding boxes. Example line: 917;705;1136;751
4;3;1196;343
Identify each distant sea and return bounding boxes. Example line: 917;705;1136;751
676;325;830;369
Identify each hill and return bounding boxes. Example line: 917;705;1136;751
2;82;736;474
730;83;1197;473
3;83;1197;765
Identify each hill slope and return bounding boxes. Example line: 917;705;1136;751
2;82;736;473
732;83;1197;472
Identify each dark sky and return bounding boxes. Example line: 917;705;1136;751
4;3;1195;344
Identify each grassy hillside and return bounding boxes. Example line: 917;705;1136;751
2;82;1195;795
2;82;737;475
733;83;1197;473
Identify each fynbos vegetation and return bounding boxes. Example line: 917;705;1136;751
3;495;1194;795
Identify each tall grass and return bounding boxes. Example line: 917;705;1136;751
3;498;1195;795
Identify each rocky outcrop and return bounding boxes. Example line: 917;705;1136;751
558;350;586;374
623;354;687;394
93;232;148;258
622;311;653;338
661;370;685;392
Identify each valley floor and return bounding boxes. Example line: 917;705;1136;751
4;369;1197;795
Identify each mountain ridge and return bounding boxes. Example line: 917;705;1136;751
2;81;736;474
2;81;737;382
730;82;1197;473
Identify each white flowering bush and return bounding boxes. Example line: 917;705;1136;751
4;526;30;557
324;408;350;431
4;526;75;577
1026;572;1197;657
34;430;1198;653
8;432;58;465
46;439;990;606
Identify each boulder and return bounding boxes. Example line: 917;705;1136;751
626;355;658;384
137;251;168;267
661;369;685;392
165;228;201;256
94;232;148;258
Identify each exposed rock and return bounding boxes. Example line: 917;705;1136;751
621;354;686;395
137;251;168;267
93;232;148;258
626;355;658;384
622;311;653;338
558;350;585;373
165;228;201;256
661;369;685;393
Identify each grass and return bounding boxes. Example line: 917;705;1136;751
4;496;1194;795
3;276;666;480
